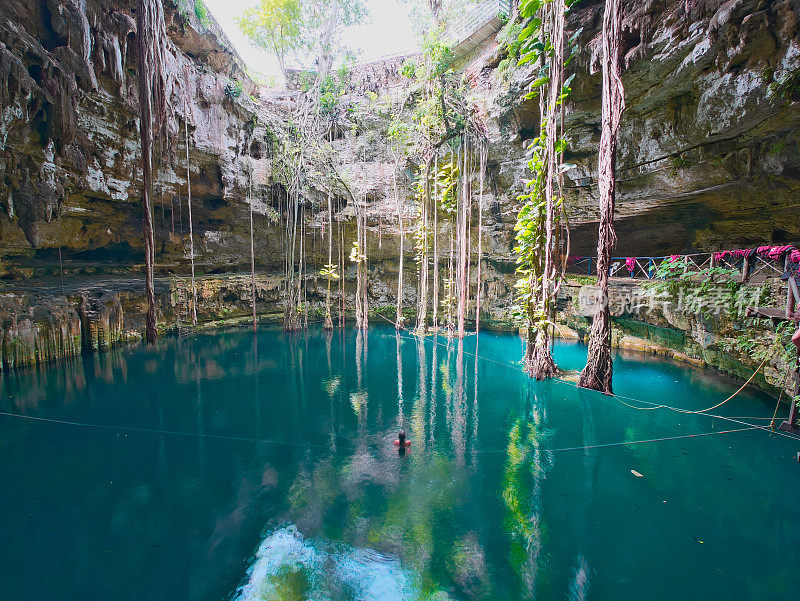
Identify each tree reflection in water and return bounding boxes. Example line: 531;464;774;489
3;327;795;601
502;382;550;597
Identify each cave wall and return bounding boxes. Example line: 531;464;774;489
4;0;796;279
0;0;286;277
484;0;800;256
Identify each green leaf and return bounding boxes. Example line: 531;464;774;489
519;19;542;43
520;0;543;18
530;76;549;89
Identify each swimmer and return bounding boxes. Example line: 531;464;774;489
394;430;411;449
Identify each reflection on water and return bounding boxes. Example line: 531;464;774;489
1;326;800;601
234;525;422;601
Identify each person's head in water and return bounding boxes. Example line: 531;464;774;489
394;430;411;449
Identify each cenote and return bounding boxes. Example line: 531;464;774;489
1;326;798;601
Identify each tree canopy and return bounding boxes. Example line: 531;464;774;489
237;0;369;86
236;0;303;80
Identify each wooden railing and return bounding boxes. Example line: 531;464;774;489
567;251;800;287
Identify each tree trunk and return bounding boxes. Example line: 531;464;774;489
578;0;625;394
524;0;565;380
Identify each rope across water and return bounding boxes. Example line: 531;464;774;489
0;323;793;454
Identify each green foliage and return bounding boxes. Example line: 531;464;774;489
320;263;339;280
176;0;210;28
349;241;366;264
318;70;351;115
176;0;193;18
435;160;458;214
642;258;769;320
412;166;431;264
670;154;693;175
769;138;786;155
498;21;524;61
236;0;303;73
400;59;417;79
387;116;410;150
224;80;244;99
194;0;211;27
733;321;795;365
513;0;578;329
769;69;800;101
406;28;465;151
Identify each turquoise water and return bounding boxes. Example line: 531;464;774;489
1;326;799;600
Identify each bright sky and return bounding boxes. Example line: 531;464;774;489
203;0;419;79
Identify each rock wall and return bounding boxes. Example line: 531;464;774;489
0;0;285;277
555;276;796;397
484;0;800;256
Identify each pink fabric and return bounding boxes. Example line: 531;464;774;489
790;250;800;263
716;249;752;261
626;257;636;273
768;245;794;259
757;245;795;260
669;255;682;263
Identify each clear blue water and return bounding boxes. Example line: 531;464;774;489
1;326;799;600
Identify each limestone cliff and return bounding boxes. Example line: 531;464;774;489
0;0;284;277
485;0;800;256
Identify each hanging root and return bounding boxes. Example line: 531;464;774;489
526;328;557;380
578;306;614;394
577;0;624;393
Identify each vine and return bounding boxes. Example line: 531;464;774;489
513;0;577;378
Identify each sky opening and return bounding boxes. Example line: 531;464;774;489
202;0;419;79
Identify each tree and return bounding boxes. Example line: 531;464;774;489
304;0;368;88
578;0;625;394
137;0;170;344
236;0;303;84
